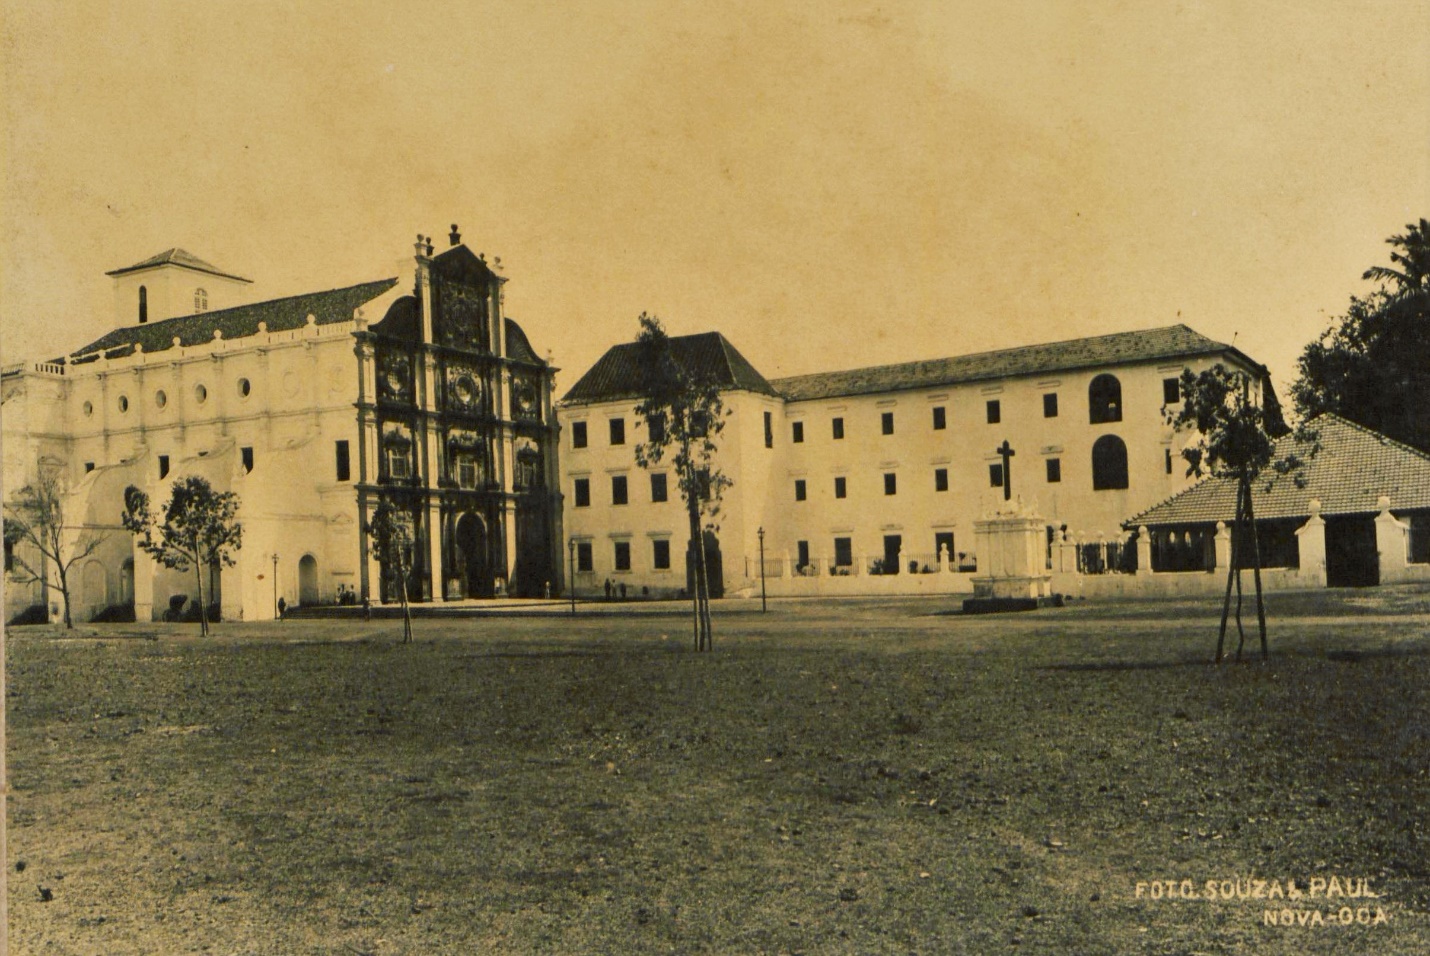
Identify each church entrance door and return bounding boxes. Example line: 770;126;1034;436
299;555;319;605
456;513;490;599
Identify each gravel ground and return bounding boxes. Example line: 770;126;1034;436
7;588;1429;954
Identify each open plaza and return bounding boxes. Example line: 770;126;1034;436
6;588;1428;955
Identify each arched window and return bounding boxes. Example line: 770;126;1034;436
194;288;208;313
1091;434;1129;490
1088;374;1122;424
138;286;148;324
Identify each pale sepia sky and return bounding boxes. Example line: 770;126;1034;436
3;0;1427;399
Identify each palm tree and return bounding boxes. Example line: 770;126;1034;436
1362;218;1430;298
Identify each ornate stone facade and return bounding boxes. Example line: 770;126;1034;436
3;227;562;624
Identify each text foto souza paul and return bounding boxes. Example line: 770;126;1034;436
1135;875;1391;927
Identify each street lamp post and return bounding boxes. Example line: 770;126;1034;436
271;553;280;620
568;538;577;615
757;526;767;613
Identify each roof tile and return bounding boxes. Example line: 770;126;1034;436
70;279;398;358
770;324;1242;401
1126;414;1430;527
561;332;779;404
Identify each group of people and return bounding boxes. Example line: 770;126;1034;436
602;579;628;601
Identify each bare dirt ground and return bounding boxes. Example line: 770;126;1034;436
7;587;1429;954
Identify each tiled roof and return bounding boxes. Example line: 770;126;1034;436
561;332;779;404
70;279;399;358
104;248;252;283
770;324;1246;401
1125;414;1430;528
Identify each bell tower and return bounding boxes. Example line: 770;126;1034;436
106;248;253;326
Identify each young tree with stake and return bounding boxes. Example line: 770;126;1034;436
366;498;415;644
1166;365;1307;663
4;469;105;628
632;315;731;652
122;476;243;636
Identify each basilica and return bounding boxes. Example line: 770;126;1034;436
3;227;563;623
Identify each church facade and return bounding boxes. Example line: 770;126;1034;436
3;227;563;624
557;325;1278;597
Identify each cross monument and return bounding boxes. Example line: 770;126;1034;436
996;440;1015;501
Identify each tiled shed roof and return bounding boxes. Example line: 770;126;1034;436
104;248;252;283
770;324;1248;402
69;279;399;358
562;332;779;404
1126;414;1430;528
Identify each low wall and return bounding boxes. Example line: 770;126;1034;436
1381;563;1430;586
731;569;979;599
1055;566;1326;600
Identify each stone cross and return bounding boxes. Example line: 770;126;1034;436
996;440;1015;501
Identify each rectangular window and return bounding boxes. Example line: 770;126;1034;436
647;414;665;443
792;421;804;443
653;539;671;570
883;472;897;496
935;468;949;492
609;418;625;445
794;479;807;501
1046;458;1061;483
1043;393;1058;418
241;446;254;474
989;463;1004;487
764;411;773;448
1165;447;1174;474
571;421;588;448
834;537;853;568
932;406;946;430
935;531;955;561
834;476;847;499
881;411;894;435
614;541;631;571
387;446;410;480
457;455;478;489
795;540;811;571
986;399;1001;424
650;472;668;503
576;541;593;572
832;417;845;440
1163;377;1181;405
335;440;351;481
158;455;170;479
611;474;628;505
573;477;591;507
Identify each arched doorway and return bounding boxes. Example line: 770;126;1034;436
455;513;490;599
298;554;319;605
82;560;108;621
120;558;135;605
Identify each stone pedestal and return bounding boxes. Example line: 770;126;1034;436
1213;521;1232;572
969;499;1053;600
1374;495;1409;575
1294;499;1327;586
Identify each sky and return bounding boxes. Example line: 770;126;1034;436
2;0;1427;401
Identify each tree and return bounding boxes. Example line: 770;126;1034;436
122;476;243;636
1167;365;1307;664
1292;218;1430;452
632;314;731;652
3;469;105;628
366;498;414;643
